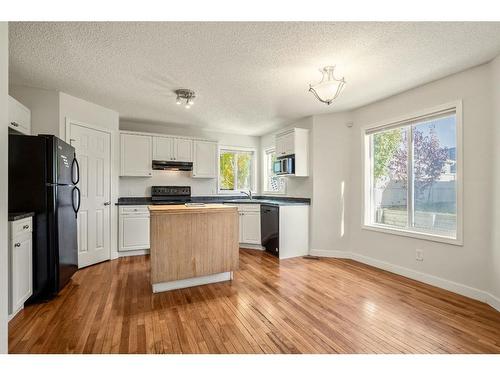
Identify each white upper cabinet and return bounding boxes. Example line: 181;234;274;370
175;138;193;162
152;136;193;162
152;136;174;161
120;133;153;177
275;128;309;176
193;140;217;178
275;131;294;157
8;96;31;135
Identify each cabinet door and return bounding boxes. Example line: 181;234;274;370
10;235;32;314
193;140;217;178
153;136;174;161
276;132;294;157
120;134;153;176
8;96;31;135
119;215;150;251
174;138;193;162
241;211;261;245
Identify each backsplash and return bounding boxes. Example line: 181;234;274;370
119;170;217;197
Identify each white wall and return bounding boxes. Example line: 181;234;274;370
310;112;353;255
490;55;500;307
9;86;59;136
260;117;313;198
0;22;8;354
349;63;492;294
119;121;261;197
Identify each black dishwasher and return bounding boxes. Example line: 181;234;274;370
261;205;279;257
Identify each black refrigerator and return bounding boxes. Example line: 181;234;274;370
9;134;80;302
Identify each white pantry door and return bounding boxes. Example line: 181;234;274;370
68;121;111;268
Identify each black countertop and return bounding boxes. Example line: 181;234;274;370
8;211;35;222
116;196;310;207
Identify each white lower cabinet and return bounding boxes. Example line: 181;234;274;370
119;206;150;251
225;204;261;246
240;211;261;244
9;217;33;318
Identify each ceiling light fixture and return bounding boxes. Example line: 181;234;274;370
174;89;196;109
308;66;346;105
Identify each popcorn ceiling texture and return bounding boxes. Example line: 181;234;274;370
8;22;500;136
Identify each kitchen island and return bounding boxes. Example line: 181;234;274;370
149;204;239;293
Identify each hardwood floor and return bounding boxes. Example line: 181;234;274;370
8;249;500;353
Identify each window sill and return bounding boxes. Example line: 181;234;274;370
217;190;257;195
262;191;287;196
361;223;463;246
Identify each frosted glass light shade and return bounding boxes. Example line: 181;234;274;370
309;66;346;105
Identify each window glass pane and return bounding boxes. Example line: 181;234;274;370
264;149;285;193
371;127;408;228
236;152;252;190
219;152;235;190
412;115;456;236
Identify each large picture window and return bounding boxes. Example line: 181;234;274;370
364;103;462;243
218;147;256;193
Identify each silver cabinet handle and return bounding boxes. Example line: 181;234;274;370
10;121;19;127
104;201;111;206
23;225;29;229
14;243;21;247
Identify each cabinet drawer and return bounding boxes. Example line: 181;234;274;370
225;203;260;212
10;217;33;238
120;206;150;215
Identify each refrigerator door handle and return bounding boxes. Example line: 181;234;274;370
72;157;80;185
72;186;81;218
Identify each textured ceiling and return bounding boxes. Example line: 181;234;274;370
9;22;500;135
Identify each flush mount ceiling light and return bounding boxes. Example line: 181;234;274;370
308;66;346;105
174;89;196;109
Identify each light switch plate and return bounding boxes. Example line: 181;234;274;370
416;249;424;261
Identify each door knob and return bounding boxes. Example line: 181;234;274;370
104;201;111;206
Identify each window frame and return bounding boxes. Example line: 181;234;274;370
262;147;287;195
361;101;463;246
217;145;257;195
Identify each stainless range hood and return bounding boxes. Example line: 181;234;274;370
152;160;193;171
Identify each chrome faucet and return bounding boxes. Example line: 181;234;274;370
240;190;252;200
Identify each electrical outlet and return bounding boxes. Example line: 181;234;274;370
416;249;424;262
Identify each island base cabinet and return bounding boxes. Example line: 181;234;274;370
149;205;239;288
9;218;33;318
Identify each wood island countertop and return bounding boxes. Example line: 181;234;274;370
149;203;239;293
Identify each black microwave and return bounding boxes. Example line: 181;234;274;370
273;155;295;175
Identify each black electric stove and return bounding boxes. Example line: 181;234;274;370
151;186;191;205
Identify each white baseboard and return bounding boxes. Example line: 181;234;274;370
486;292;500;312
152;271;232;293
240;244;265;251
309;249;352;258
309;248;500;312
118;249;150;258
